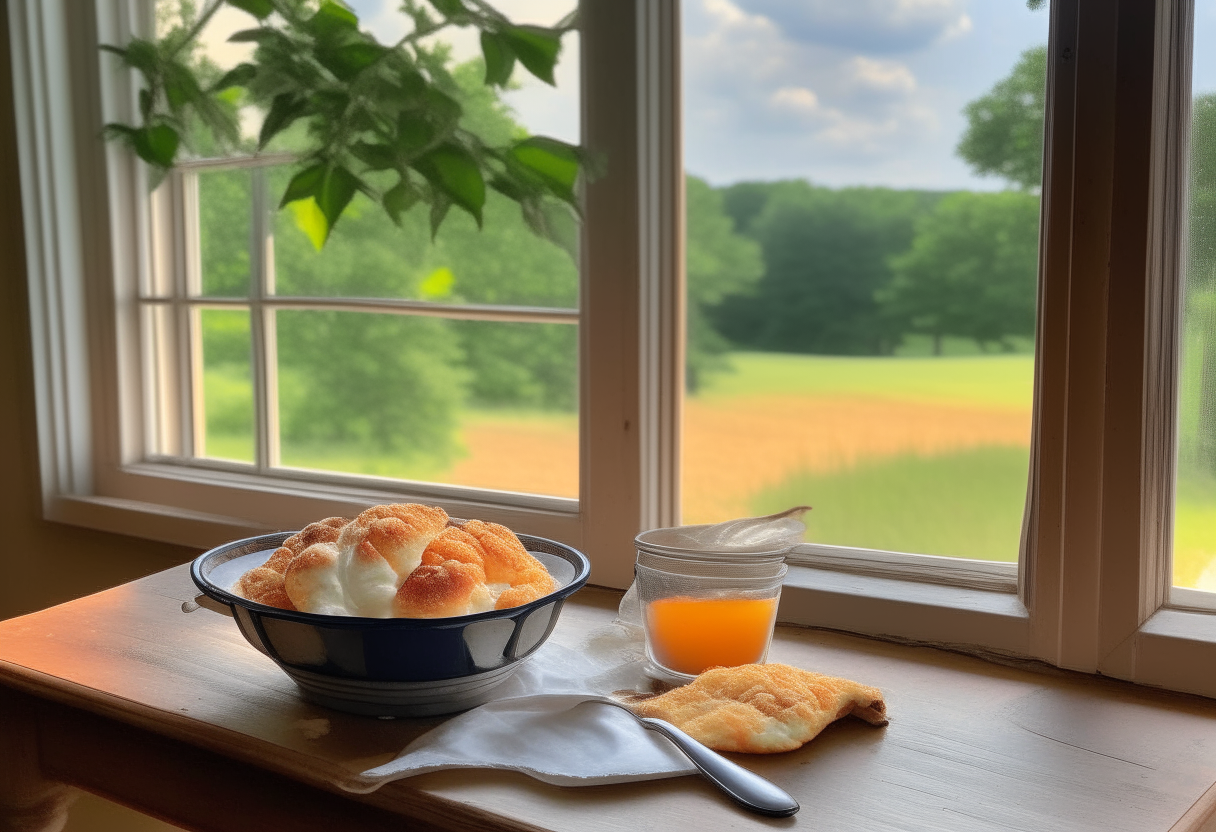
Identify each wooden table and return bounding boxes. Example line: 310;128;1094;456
3;564;1216;832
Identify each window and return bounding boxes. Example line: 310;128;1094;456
12;0;1216;698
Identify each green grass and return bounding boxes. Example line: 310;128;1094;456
697;351;1035;409
750;446;1030;561
1175;474;1216;588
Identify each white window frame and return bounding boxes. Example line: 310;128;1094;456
12;0;1216;698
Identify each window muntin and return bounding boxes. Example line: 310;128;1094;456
680;0;1048;565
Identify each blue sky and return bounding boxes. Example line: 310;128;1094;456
205;0;1216;192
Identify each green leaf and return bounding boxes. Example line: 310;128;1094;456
480;31;516;87
350;141;396;170
259;93;306;149
163;61;204;112
132;124;179;168
429;192;452;239
430;0;466;18
212;63;257;91
316;165;360;232
502;26;561;86
422;88;463;128
383;179;420;225
488;174;530;202
420;266;455;299
226;0;275;18
279;163;326;207
288;197;329;251
522;199;579;260
397;113;436;155
228;28;273;42
414;143;485;225
138;89;154;121
320;42;385;81
121;39;159;74
511;136;580;203
308;2;360;38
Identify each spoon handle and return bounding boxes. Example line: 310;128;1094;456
636;716;800;818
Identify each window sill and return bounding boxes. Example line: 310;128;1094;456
779;564;1030;656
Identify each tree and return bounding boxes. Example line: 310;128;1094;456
710;183;938;356
684;176;764;390
879;191;1040;354
956;45;1048;191
104;0;590;249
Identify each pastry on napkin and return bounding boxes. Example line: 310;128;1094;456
626;663;888;754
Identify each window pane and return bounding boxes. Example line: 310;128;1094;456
681;1;1047;561
1174;0;1216;590
199;308;254;463
264;0;581;308
198;169;252;297
275;312;577;497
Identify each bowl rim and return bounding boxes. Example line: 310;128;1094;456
190;529;591;628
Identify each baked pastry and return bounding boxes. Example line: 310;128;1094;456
283;542;348;615
461;520;556;609
233;506;556;619
337;503;450;617
627;663;887;753
236;516;349;610
393;524;557;617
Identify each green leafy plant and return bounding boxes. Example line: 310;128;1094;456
102;0;598;250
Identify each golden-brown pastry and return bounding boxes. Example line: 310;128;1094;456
394;559;493;618
235;517;349;610
283;542;347;615
235;566;296;611
338;503;449;617
461;520;556;609
628;663;887;753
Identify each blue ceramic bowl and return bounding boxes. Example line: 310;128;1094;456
191;531;590;717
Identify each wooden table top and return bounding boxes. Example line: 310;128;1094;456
2;564;1216;832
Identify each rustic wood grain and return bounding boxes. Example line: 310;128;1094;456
2;565;1216;831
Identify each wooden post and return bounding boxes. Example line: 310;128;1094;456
0;688;77;832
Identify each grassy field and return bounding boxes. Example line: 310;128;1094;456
202;349;1215;585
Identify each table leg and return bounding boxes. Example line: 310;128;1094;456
0;688;77;832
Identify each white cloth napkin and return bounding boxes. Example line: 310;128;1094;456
350;633;698;789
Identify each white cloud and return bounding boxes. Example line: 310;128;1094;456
849;57;917;94
684;0;937;176
769;86;822;115
732;0;971;53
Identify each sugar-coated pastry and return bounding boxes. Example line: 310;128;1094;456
394;560;495;618
627;663;887;753
338;503;449;617
236;566;296;611
460;520;556;609
232;506;556;619
283;542;347;615
235;517;349;610
261;516;349;576
394;527;494;617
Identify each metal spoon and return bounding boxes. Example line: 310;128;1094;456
597;699;800;818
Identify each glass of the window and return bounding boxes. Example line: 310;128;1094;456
146;0;581;499
681;0;1049;564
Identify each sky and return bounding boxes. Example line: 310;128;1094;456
198;0;1216;193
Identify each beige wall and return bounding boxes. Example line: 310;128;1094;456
1;7;189;828
0;2;197;624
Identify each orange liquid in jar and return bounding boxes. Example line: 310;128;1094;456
644;596;778;676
